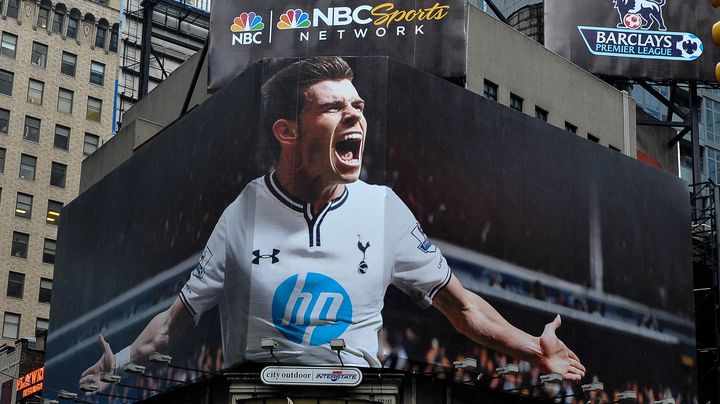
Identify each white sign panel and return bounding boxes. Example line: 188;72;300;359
260;366;362;386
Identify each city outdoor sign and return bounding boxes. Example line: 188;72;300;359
260;366;363;386
208;0;467;90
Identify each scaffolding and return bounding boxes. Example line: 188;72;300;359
116;0;209;129
691;181;720;403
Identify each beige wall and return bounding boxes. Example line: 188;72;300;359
0;0;119;343
466;5;637;156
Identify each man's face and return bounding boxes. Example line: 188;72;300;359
295;79;367;184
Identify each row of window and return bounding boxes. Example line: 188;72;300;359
484;79;552;123
0;0;119;52
0;111;100;153
12;192;64;224
2;313;49;340
11;227;61;262
6;272;53;302
0;150;73;190
483;79;618;149
0;34;107;85
0;71;104;122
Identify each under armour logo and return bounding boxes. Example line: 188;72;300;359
252;249;280;265
357;235;370;274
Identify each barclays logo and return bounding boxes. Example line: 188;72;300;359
271;273;352;346
577;0;702;62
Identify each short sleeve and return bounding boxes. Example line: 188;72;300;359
179;214;227;325
386;190;451;308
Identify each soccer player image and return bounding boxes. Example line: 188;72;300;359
79;57;585;390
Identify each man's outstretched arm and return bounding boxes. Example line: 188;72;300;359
432;275;586;381
79;297;193;389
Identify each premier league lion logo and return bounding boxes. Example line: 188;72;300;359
613;0;667;31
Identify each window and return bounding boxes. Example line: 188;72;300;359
0;108;9;133
95;26;106;48
38;278;52;303
705;98;720;145
11;231;29;258
54;125;70;150
23;116;41;142
19;154;37;180
483;79;498;101
0;70;13;95
565;121;577;134
52;11;64;34
57;88;73;113
31;42;48;68
510;93;523;112
0;148;4;173
2;313;20;339
609;145;621;152
46;200;62;225
15;192;32;219
67;16;78;39
61;52;76;76
6;272;24;298
50;162;66;188
27;80;44;105
0;32;16;58
86;97;102;122
109;25;119;52
90;61;105;85
535;106;548;122
37;7;50;29
6;0;18;19
83;133;99;155
42;239;55;264
587;133;600;143
709;148;720;183
35;318;48;337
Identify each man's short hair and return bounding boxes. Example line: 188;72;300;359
262;56;354;124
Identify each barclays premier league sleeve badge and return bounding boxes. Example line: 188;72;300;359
577;0;703;61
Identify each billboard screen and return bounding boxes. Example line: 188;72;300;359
207;0;467;91
545;0;720;82
45;57;693;403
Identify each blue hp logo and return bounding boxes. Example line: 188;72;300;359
271;273;352;346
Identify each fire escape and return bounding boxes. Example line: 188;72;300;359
691;181;720;403
117;0;209;129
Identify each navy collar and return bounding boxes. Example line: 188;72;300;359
264;171;349;216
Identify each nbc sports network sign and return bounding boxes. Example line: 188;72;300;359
545;0;720;82
208;0;467;90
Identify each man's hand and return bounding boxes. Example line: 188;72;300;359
536;315;586;381
79;335;115;394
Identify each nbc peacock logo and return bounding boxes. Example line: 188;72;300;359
231;12;265;32
230;11;265;45
277;9;311;29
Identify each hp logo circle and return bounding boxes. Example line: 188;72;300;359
271;273;352;346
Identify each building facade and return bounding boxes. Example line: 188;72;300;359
0;0;119;345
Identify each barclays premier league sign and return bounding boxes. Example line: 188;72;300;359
545;0;719;82
208;0;467;90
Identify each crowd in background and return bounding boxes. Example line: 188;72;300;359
378;326;693;404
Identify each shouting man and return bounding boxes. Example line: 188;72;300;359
80;57;585;390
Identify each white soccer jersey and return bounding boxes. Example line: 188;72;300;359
180;172;451;368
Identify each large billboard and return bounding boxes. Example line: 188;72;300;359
45;57;693;403
207;0;467;91
545;0;720;82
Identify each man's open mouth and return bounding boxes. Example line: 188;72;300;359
335;133;363;163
